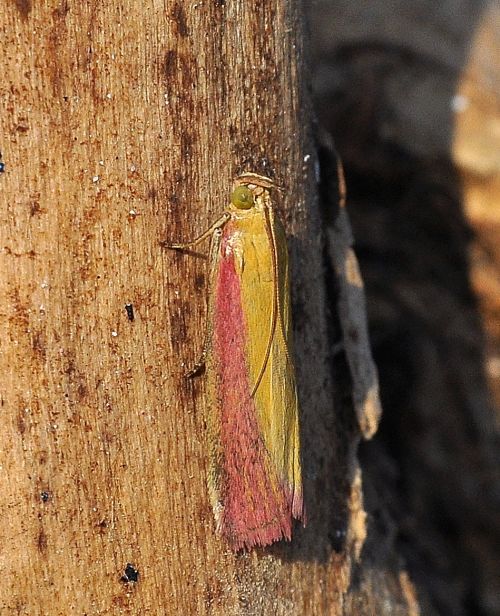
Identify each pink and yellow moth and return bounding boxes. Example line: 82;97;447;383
164;172;304;550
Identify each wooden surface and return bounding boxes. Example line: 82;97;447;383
0;1;376;613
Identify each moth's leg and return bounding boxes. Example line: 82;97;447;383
186;226;223;378
161;213;230;251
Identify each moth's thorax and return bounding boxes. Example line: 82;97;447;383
222;198;270;270
223;228;244;261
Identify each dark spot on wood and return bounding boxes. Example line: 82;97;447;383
101;430;115;448
214;0;225;6
97;518;110;535
37;530;47;554
204;575;224;608
16;123;29;133
64;357;76;375
111;595;128;608
187;362;205;379
30;200;42;216
163;50;177;80
169;193;180;207
161;50;197;121
120;563;139;583
53;0;69;18
77;382;88;400
171;2;189;37
32;331;46;360
17;412;26;435
9;288;30;332
125;303;135;322
44;2;70;98
194;273;205;290
4;246;36;259
12;0;32;18
181;132;194;160
170;305;188;347
40;490;51;503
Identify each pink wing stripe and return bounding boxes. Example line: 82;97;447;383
213;232;294;550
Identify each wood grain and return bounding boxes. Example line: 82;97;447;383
0;1;370;613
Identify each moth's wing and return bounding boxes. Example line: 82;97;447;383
238;208;304;519
209;212;303;551
264;209;303;517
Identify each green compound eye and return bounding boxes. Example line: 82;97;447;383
231;185;254;209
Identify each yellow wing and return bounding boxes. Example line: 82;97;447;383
233;205;303;510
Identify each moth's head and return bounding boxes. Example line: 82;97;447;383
230;173;279;210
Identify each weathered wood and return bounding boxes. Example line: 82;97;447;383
0;1;375;613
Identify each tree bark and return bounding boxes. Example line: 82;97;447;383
0;1;384;613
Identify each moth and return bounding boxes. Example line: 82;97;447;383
164;173;304;550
